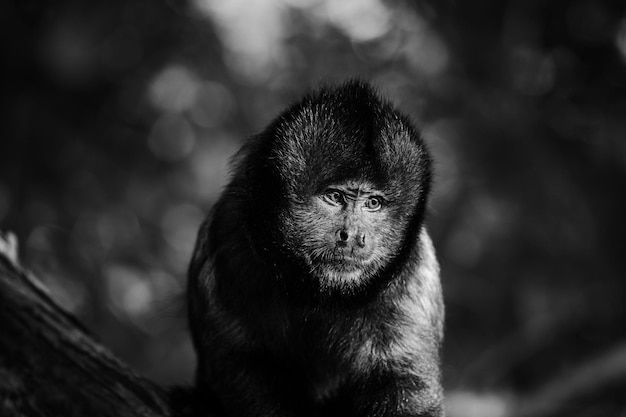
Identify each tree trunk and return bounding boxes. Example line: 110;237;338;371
0;233;193;416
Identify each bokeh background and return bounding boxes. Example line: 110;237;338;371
1;0;625;415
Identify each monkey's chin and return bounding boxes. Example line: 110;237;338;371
317;264;368;289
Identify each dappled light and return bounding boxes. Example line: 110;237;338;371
617;19;626;63
149;65;201;113
148;114;196;161
193;0;448;83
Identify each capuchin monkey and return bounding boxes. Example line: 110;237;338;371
187;80;444;417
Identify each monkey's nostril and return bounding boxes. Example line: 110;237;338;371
338;230;349;241
357;233;366;248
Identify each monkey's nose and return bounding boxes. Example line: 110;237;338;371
336;229;349;246
336;229;366;249
356;233;366;248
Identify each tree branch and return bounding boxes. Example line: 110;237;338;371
0;232;181;417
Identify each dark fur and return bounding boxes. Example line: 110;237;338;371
188;80;444;417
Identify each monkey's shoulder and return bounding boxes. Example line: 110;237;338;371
405;229;444;339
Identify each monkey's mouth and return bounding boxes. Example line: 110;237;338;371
325;257;367;272
307;249;372;278
315;259;369;285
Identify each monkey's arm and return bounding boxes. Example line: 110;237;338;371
199;351;319;417
189;242;318;417
351;347;444;417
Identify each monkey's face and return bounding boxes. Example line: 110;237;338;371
283;180;408;291
251;81;430;293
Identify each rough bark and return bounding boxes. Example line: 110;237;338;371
0;233;188;417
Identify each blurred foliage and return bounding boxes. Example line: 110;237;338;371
1;0;625;414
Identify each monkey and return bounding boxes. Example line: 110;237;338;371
187;80;444;417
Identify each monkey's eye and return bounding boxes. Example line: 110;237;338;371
323;190;344;206
364;196;383;211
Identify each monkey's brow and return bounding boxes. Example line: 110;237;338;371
344;187;377;198
325;181;379;196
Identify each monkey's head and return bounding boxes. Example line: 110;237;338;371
236;80;431;295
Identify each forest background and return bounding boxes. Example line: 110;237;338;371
1;0;625;415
